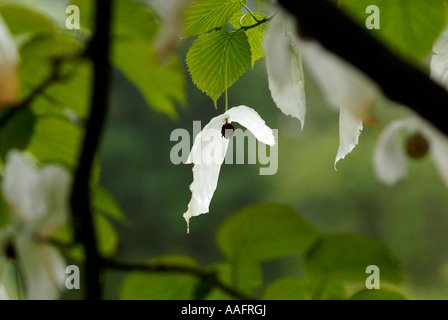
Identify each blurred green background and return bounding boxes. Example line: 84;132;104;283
96;39;448;299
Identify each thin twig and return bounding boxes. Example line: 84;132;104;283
102;258;255;300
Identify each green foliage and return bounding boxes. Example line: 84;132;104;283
120;203;407;300
216;203;319;262
350;287;408;300
186;28;251;107
0;4;55;37
304;233;402;283
183;0;246;38
338;0;447;62
229;11;268;68
0;108;34;160
120;256;199;300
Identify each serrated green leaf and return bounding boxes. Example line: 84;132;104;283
120;256;199;300
216;203;320;262
339;0;447;62
183;0;245;38
350;287;408;300
304;233;402;283
229;11;268;67
186;28;251;106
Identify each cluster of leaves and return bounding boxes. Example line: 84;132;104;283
184;0;269;107
121;203;407;300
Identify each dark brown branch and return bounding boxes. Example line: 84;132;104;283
70;0;113;300
0;53;81;130
102;259;255;300
277;0;448;136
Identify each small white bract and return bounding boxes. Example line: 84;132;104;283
183;105;275;233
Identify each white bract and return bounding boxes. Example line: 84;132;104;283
373;116;448;188
264;9;306;129
183;105;275;233
299;39;379;169
373;26;448;187
264;10;378;168
0;150;71;300
0;15;19;106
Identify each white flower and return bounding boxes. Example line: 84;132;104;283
183;105;275;233
373;117;448;187
430;23;448;89
299;38;379;169
264;10;378;168
0;15;19;106
0;150;71;300
264;9;306;129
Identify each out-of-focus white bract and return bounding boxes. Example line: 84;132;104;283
0;150;71;300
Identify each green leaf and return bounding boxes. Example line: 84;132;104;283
0;108;35;160
262;278;308;300
216;203;320;262
229;11;268;68
350;287;408;300
0;4;55;36
186;28;251;106
338;0;447;62
93;186;128;223
120;256;199;300
304;233;402;283
112;0;186;117
26;116;82;169
94;214;119;257
262;278;346;300
183;0;245;38
204;261;262;300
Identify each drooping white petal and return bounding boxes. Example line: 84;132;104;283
16;233;66;300
264;10;306;129
417;118;448;189
0;15;19;105
373;118;411;185
184;114;229;232
2;151;47;223
225;105;276;146
300;39;378;164
430;24;448;89
335;108;363;169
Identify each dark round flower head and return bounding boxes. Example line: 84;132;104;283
406;133;429;159
221;122;235;139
